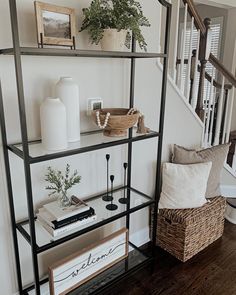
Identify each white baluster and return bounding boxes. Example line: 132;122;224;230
209;89;216;145
178;3;188;93
185;17;194;100
204;69;215;146
176;30;183;85
201;83;210;148
191;30;200;110
226;87;235;143
222;89;229;144
214;76;225;146
170;0;180;81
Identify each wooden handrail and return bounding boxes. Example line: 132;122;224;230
181;1;236;89
182;0;206;36
209;53;236;88
202;66;232;90
176;58;232;90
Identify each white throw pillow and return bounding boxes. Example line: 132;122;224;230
159;162;212;209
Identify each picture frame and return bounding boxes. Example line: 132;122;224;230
49;228;128;295
34;1;76;47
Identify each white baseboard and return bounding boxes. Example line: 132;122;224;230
130;227;150;247
224;163;236;178
221;185;236;197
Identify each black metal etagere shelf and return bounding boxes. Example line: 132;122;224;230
0;0;171;294
0;47;167;59
7;128;160;163
17;187;154;253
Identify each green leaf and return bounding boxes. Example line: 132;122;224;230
80;0;150;51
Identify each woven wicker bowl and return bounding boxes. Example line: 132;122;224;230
92;108;139;137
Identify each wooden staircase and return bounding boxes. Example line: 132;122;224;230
168;0;236;177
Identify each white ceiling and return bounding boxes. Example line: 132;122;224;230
179;0;235;9
192;0;235;9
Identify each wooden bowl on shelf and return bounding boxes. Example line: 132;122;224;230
92;108;140;137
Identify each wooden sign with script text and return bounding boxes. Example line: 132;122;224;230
49;228;128;295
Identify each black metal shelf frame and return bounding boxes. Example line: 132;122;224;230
0;47;167;59
7;129;159;163
0;0;172;294
16;186;154;253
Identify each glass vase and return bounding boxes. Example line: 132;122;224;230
58;192;71;208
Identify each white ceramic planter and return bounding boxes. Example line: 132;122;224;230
55;77;81;142
101;29;127;51
40;97;68;151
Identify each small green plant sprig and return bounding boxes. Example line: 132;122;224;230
80;0;150;51
45;164;81;197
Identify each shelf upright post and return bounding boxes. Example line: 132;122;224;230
126;36;136;231
152;0;172;251
0;82;23;294
8;0;41;293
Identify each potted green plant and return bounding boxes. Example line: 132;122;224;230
45;164;81;208
80;0;150;51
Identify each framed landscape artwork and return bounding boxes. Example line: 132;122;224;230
49;228;128;295
34;1;76;47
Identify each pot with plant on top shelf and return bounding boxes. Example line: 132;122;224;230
80;0;150;52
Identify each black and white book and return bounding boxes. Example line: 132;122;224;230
37;208;97;237
38;207;95;229
43;199;90;222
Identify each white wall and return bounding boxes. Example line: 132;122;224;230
223;8;236;132
0;0;203;294
221;167;236;186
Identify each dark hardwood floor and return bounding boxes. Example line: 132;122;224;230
104;221;236;295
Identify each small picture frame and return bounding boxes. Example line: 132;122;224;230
49;228;128;295
34;1;76;48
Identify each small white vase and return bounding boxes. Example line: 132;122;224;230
40;97;68;151
55;77;81;142
101;29;127;51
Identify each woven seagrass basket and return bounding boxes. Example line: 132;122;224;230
92;108;139;137
156;196;226;262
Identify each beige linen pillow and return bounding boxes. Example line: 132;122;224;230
159;162;212;209
172;144;230;198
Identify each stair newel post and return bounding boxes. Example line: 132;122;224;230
214;75;225;146
196;18;212;121
221;88;229;144
189;49;196;104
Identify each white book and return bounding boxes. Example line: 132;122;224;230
37;209;55;228
37;214;97;237
43;200;90;222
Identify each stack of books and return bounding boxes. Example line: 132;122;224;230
37;197;96;238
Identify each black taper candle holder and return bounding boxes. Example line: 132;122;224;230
106;175;118;211
119;162;129;204
102;154;113;202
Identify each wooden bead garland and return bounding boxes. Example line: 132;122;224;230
96;111;111;129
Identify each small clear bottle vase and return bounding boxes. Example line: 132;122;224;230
58;192;71;208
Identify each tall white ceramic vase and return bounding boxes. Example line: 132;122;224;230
40;97;68;151
55;77;81;142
